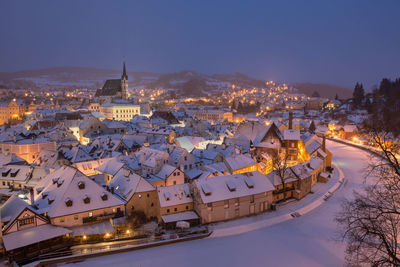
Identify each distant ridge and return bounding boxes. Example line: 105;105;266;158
0;67;351;99
293;82;352;99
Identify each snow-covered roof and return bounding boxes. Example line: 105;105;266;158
2;224;72;251
156;164;177;179
109;168;154;201
224;154;257;171
194;171;274;203
161;211;199;223
33;166;124;218
157;183;192;208
95;157;124;176
1;195;34;230
343;125;358;133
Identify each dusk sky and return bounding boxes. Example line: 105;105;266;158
1;0;399;88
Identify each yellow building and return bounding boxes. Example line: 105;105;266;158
100;102;140;121
193;110;233;122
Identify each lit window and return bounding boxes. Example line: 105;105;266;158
88;212;93;217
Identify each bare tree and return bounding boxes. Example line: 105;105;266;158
336;120;400;266
271;149;291;202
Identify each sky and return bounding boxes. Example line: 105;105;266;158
0;0;399;88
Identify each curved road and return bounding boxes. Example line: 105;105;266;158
63;141;370;267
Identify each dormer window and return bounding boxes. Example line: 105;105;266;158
36;187;44;194
42;192;48;199
65;198;73;207
78;181;85;189
83;195;90;204
52;177;59;184
57;179;64;187
101;192;108;201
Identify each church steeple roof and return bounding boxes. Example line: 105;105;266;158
122;61;128;80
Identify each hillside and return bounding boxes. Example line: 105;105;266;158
293;83;352;99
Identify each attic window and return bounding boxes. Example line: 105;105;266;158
10;169;20;177
101;192;108;201
226;180;236;192
83;195;91;204
52;177;59;184
244;177;255;189
65;198;73;207
42;192;49;199
78;181;85;189
2;168;11;177
57;179;64;187
48;196;55;205
164;192;171;201
36;187;44;194
201;184;212;196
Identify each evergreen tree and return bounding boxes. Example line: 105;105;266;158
353;82;365;108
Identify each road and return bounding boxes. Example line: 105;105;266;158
61;141;371;267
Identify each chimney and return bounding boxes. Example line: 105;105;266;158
322;135;326;152
289;112;293;130
29;188;34;205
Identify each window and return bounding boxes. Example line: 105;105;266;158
224;200;229;208
74;215;79;220
167;209;170;213
184;156;187;161
186;205;189;210
88;212;93;217
147;193;150;197
173;181;176;185
19;216;34;226
151;203;154;207
138;194;142;198
250;195;254;203
60;218;65;223
174;208;177;212
235;198;240;206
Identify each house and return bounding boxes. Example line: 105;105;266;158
192;172;274;224
223;154;259;174
0;195;71;256
109;168;158;219
157;183;197;227
339;125;358;140
33;166;125;227
147;164;185;187
0;165;50;190
136;147;173;176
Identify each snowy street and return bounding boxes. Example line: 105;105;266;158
59;141;370;267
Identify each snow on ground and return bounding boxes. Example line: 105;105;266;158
59;141;370;267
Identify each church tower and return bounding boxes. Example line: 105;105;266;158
121;62;128;99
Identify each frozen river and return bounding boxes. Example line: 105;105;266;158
62;141;371;267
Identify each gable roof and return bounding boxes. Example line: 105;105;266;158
1;195;40;232
109;168;154;201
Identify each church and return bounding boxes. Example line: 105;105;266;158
96;62;129;100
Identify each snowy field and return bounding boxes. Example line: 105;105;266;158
61;141;370;267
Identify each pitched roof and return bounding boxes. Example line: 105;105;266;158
194;172;274;203
33;166;124;218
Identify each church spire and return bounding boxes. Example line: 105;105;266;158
122;61;128;80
